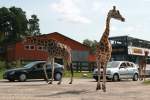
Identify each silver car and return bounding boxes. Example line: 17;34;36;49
93;61;139;81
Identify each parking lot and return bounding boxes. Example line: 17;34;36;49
0;78;150;100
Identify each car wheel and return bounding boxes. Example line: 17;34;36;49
18;73;27;82
8;79;15;82
133;73;138;81
95;77;98;82
54;72;62;81
113;74;119;82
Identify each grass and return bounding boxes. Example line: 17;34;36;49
64;71;93;79
143;80;150;85
0;69;5;79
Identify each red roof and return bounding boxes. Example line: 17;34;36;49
42;32;91;51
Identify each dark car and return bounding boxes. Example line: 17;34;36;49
3;61;64;82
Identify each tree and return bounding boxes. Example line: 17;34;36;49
0;6;41;67
0;6;28;43
83;39;98;54
83;39;93;47
28;14;41;36
9;6;28;41
0;7;12;44
0;7;41;43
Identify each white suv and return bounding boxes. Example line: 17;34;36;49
93;61;139;81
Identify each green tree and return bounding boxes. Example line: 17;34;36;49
28;14;41;36
83;39;93;47
0;6;28;43
0;7;12;44
83;39;98;54
9;6;28;41
0;6;41;67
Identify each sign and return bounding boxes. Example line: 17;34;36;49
128;46;150;56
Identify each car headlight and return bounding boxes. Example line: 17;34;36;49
9;71;15;75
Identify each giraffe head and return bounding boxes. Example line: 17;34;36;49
108;6;125;22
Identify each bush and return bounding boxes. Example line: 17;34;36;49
0;61;5;70
0;60;25;69
0;69;5;79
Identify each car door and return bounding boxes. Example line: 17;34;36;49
30;63;45;79
119;62;128;79
127;62;135;78
45;64;52;78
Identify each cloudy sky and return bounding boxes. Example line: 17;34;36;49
0;0;150;42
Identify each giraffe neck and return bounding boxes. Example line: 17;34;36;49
99;16;111;43
104;16;111;37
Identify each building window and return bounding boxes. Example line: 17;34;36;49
37;46;43;51
30;45;35;50
25;45;29;50
24;45;35;50
43;47;47;51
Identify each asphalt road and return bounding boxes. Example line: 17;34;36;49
0;78;150;100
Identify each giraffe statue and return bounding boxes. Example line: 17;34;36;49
139;51;149;81
24;36;73;84
96;6;125;92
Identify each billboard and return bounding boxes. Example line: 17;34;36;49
128;46;150;56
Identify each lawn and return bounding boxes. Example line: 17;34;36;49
0;69;5;79
64;71;93;79
143;79;150;85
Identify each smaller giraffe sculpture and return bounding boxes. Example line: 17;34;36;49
24;36;73;84
139;51;149;81
96;6;125;92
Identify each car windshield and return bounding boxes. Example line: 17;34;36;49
23;62;42;68
107;61;120;68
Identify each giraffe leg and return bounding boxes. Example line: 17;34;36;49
102;64;106;92
143;67;146;81
141;68;144;81
48;58;55;84
96;62;101;90
57;60;66;85
43;58;50;83
69;63;73;84
139;67;143;81
139;67;141;81
57;76;62;85
43;63;49;83
57;61;64;85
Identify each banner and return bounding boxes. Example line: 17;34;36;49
128;46;150;56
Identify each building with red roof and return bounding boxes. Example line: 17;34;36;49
5;32;92;71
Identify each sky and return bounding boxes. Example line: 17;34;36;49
0;0;150;43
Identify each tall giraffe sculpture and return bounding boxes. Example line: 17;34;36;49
96;6;125;92
139;51;149;81
24;36;73;84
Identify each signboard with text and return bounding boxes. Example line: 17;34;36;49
128;46;150;56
